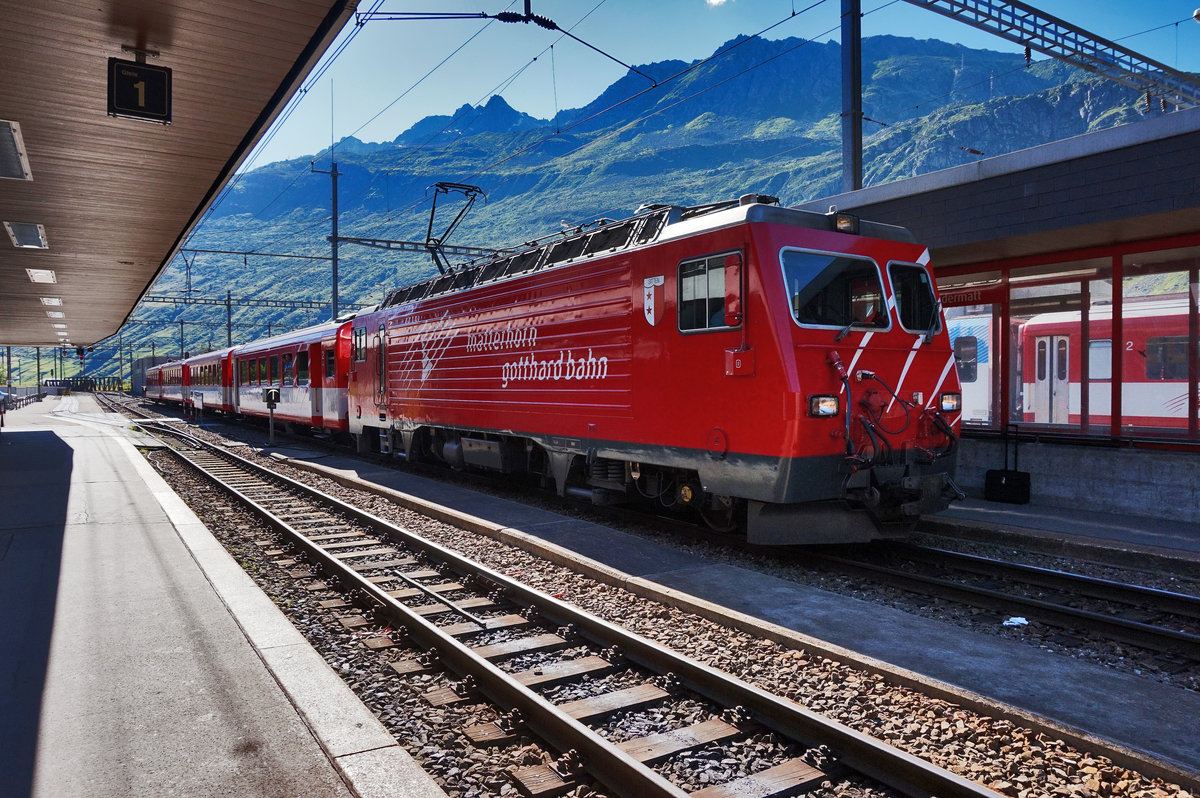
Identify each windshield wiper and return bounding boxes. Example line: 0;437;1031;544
922;298;943;345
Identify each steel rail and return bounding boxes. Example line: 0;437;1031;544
810;549;1200;659
885;542;1200;620
146;422;997;798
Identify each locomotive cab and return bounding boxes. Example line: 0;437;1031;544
765;228;963;541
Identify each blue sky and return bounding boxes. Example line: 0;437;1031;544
246;0;1200;166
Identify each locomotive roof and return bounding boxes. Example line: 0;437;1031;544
380;196;917;310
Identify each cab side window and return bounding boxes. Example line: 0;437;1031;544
889;262;940;334
678;254;731;332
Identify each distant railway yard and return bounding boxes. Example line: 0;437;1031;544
106;393;1199;798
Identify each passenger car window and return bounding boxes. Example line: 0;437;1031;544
1089;339;1112;381
889;262;940;335
352;328;367;362
1145;336;1188;380
782;249;886;329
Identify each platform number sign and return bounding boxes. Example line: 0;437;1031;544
107;58;172;124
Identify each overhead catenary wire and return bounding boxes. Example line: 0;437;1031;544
351;0;836;245
463;0;833;181
347;1;614;238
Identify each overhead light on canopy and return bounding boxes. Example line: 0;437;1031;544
5;221;48;248
0;120;32;180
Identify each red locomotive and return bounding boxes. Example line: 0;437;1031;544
147;195;963;544
345;196;963;543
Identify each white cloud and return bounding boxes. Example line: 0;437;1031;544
706;0;732;6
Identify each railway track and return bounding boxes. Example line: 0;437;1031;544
141;418;996;798
809;542;1200;663
101;393;1200;668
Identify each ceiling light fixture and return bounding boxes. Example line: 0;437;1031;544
46;311;65;318
52;323;67;329
0;120;33;181
4;221;48;248
41;297;63;305
26;268;57;283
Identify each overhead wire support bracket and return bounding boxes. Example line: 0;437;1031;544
901;0;1200;108
142;295;370;311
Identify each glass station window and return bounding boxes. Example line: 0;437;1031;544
940;284;997;426
783;249;886;330
1122;248;1198;438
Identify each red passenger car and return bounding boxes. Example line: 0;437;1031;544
233;320;354;432
186;347;236;414
1021;296;1196;430
345;196;963;543
145;359;187;406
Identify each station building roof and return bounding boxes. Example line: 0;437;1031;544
797;106;1200;270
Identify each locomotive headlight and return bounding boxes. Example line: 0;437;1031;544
808;395;840;417
939;392;962;412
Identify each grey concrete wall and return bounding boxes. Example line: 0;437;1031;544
956;438;1200;523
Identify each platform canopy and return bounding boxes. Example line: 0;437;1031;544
0;0;356;347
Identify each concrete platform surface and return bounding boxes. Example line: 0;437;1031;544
265;442;1200;778
936;497;1200;559
0;396;446;798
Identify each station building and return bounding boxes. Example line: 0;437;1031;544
802;106;1200;521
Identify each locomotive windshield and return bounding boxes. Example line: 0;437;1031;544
782;249;886;330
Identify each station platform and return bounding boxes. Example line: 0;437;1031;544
0;395;446;798
248;434;1200;785
932;497;1200;564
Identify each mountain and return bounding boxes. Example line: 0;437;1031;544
95;33;1159;377
395;94;544;146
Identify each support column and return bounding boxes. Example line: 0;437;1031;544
841;0;863;193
